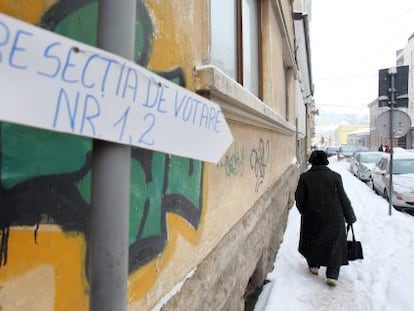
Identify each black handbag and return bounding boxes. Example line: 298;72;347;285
347;224;363;261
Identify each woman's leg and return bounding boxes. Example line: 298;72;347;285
326;266;340;285
326;266;340;280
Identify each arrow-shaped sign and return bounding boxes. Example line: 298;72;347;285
0;13;233;163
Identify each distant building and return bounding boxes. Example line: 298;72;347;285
395;32;414;148
369;98;386;149
335;124;369;145
347;129;370;147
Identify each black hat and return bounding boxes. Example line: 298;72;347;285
309;150;329;165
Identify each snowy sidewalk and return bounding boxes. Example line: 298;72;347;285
255;158;414;311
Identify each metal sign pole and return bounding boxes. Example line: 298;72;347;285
388;67;396;216
377;65;410;216
89;1;136;311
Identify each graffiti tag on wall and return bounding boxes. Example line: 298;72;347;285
250;138;270;192
217;144;244;177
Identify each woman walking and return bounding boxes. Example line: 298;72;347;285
295;150;357;286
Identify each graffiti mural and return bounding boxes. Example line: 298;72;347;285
0;0;203;309
250;138;270;192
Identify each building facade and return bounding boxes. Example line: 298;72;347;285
0;0;312;310
393;32;414;148
335;124;369;146
370;33;414;151
347;129;370;148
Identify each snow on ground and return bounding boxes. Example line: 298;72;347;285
255;157;414;311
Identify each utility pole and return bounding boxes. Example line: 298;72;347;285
388;67;396;216
89;2;136;311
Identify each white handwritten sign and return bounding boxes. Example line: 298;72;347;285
0;13;233;163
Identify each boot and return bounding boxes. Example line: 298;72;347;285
326;278;337;286
309;267;319;275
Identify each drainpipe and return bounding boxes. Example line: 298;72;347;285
89;1;136;310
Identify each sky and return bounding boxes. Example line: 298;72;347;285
310;0;414;117
254;157;414;311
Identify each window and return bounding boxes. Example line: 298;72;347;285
210;0;261;98
393;159;414;174
241;0;260;96
210;0;238;80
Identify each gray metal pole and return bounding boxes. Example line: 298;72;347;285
89;1;136;311
388;68;396;216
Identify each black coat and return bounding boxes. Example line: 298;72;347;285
295;165;356;267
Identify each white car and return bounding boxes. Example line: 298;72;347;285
351;151;384;181
371;151;414;211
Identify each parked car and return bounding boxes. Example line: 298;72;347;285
325;146;339;157
350;151;384;181
337;145;367;161
371;151;414;211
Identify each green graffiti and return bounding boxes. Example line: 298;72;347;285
0;0;202;273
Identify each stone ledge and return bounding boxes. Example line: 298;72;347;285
194;65;296;135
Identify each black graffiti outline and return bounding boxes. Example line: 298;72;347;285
250;139;270;192
128;148;202;271
0;151;92;267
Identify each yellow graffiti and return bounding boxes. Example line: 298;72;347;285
0;227;88;310
128;214;207;301
144;0;196;90
0;265;55;310
0;0;57;24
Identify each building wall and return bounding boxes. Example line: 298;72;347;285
398;34;414;119
0;0;304;310
262;1;287;116
335;124;369;146
347;131;370;147
394;34;414;148
369;99;381;149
